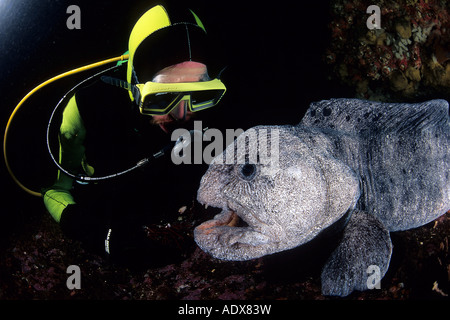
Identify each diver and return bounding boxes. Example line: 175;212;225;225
41;4;226;267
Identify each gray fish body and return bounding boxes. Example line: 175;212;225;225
301;99;450;231
195;98;450;296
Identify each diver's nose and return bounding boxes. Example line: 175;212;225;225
170;100;187;121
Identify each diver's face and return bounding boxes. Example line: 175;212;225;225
151;61;208;133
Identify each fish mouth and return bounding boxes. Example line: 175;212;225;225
194;201;274;261
195;206;250;234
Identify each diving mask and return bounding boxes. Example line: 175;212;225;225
134;78;226;116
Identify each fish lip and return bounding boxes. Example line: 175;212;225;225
226;199;273;230
236;203;269;228
194;200;277;259
195;205;250;233
195;199;275;243
197;190;272;232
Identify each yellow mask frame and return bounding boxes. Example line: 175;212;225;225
135;78;226;115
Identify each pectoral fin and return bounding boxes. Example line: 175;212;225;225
321;210;392;297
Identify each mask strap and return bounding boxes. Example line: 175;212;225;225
101;76;141;104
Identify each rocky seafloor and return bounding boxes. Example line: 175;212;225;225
0;200;448;301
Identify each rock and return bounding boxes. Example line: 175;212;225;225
405;67;421;82
395;21;412;39
390;71;409;91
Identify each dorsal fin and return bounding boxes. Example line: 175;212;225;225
300;98;449;135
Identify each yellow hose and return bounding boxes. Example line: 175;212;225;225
3;54;129;197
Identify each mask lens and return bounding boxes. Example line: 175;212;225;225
169;98;188;121
141;92;182;115
190;89;225;111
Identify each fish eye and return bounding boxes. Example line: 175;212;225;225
238;163;257;181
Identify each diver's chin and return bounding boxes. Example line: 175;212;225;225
153;114;195;134
194;207;273;261
154;120;181;134
158;123;169;133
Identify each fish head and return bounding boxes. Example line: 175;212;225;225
194;125;360;261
